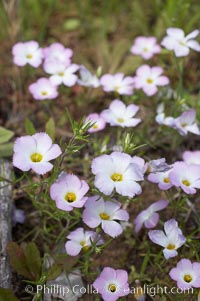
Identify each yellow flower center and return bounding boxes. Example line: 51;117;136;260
143;47;149;52
111;173;123;182
26;54;33;59
181;123;187;127
82;245;90;252
108;284;117;293
80;241;90;252
80;240;86;247
147;78;153;84
179;40;186;46
114;86;120;92
184;274;192;283
58;72;65;76
99;212;110;220
65;192;76;203
167;244;176;250
163;177;170;183
93;123;98;129
30;153;43;162
41;91;48;96
117;118;124;123
182;179;190;187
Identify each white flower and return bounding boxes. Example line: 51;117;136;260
13;133;62;175
130;36;161;60
43;43;73;66
84;113;106;133
91;152;144;197
65;227;103;256
100;73;135;95
101;99;141;128
155;104;175;127
161;28;200;57
148;169;173;191
173;109;200;136
77;65;100;88
133;65;169;96
82;196;129;238
29;78;58;100
148;219;186;259
44;60;79;86
12;41;43;67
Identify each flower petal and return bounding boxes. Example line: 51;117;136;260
102;220;123;237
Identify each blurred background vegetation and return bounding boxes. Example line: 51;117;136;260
1;3;200;300
0;0;200;158
1;0;200;72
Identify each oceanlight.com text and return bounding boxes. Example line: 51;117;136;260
24;283;194;297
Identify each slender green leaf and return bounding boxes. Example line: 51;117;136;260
0;142;13;157
7;242;32;279
25;242;42;281
46;263;62;281
0;127;14;143
24;119;36;135
45;118;55;141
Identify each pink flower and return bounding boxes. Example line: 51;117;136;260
161;28;200;57
12;41;43;67
130;36;161;60
13;133;62;175
134;199;169;233
131;156;147;175
65;227;103;256
155;112;175;127
133;65;169;96
91;152;144;197
148;219;186;259
85;113;106;133
77;65;100;88
147;169;173;190
148;158;172;173
50;173;89;212
169;162;200;194
43;43;73;66
100;73;134;95
155;103;175;127
44;60;79;86
29;78;58;100
101;99;141;128
82;196;129;238
173;109;200;136
93;267;130;301
170;259;200;289
183;150;200;165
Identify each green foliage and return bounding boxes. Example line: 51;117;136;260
0;288;20;301
6;242;69;284
122;133;146;155
63;18;81;31
25;119;36;135
0;142;13;158
46;263;62;281
0;127;14;143
18;0;58;41
25;242;42;281
45;117;55;141
0;126;14;158
1;1;200;301
7;242;34;279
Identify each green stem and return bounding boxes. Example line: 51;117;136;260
174;55;184;99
